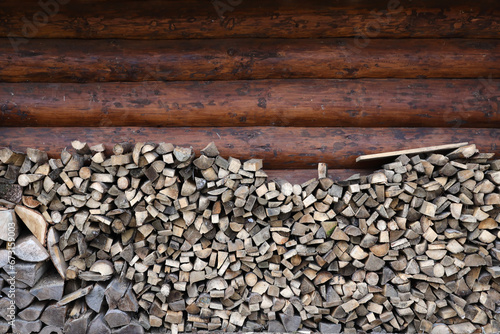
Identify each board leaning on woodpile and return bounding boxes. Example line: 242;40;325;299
0;142;499;334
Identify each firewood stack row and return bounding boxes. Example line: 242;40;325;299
0;142;499;334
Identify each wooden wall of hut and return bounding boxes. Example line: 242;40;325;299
1;0;499;182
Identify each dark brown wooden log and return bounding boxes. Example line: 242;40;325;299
1;79;499;127
0;127;498;169
1;0;499;39
1;39;500;82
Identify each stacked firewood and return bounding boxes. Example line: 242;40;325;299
0;142;499;334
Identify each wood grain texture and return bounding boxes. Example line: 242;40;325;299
356;142;468;162
1;0;499;39
1;39;500;82
266;169;371;184
0;127;498;169
1;79;499;127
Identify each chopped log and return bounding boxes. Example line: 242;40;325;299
40;304;67;327
47;228;68;280
12;319;42;334
90;260;114;276
0;183;22;204
365;254;385;271
63;311;91;334
104;309;131;328
78;271;113;282
30;272;64;301
85;283;106;313
0;209;19;241
279;314;301;332
87;314;111;334
17;301;45;321
56;286;93;306
14;205;48;246
10;260;48;287
1;140;500;332
14;234;49;262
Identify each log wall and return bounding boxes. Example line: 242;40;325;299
0;0;499;181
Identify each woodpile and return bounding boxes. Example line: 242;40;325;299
0;141;499;334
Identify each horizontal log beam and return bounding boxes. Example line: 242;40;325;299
1;0;499;39
0;127;498;169
1;39;500;82
1;79;499;127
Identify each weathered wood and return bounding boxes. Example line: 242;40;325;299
30;272;64;301
357;142;468;162
85;283;106;313
89;260;114;276
7;261;48;287
14;205;48;246
17;301;45;321
2;139;499;332
3;79;500;128
47;228;68;280
1;0;499;39
13;319;42;333
56;286;93;306
87;314;111;334
39;326;63;334
0;183;22;204
40;304;67;327
14;234;49;262
2;39;500;82
104;309;131;328
2;128;499;169
0;209;19;241
63;311;91;334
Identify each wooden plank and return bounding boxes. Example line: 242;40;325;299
1;39;500;82
0;127;498;169
356;142;468;162
1;79;499;128
1;0;499;40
